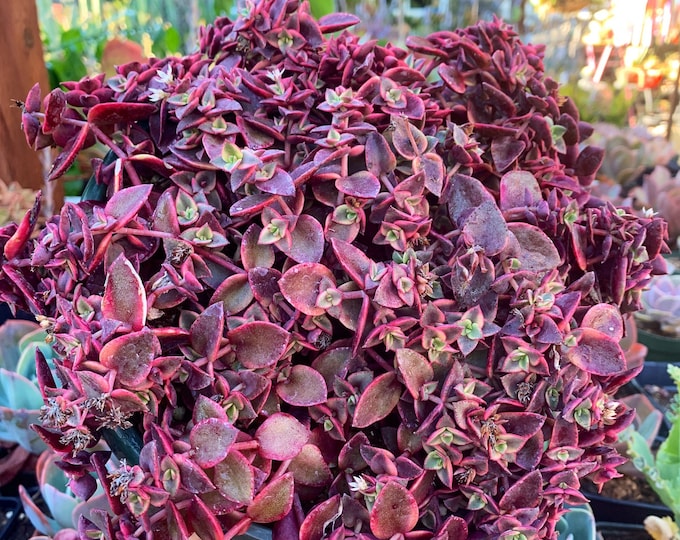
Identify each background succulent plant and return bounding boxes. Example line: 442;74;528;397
636;274;680;337
0;1;668;538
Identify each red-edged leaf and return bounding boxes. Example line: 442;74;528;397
42;89;67;134
190;303;224;362
25;83;41;113
369;481;418;539
99;328;160;388
414;152;444;197
276;365;328;406
48;123;90;181
507;222;561;273
396;349;433;399
330;238;372;288
289;444;333;487
228;321;289;368
336;171;380;199
581;304;624;341
563;328;626;376
438;64;466;93
279;263;336;316
87;102;156;126
241;224;275;270
352;372;402;428
392;117;427;159
185;495;223;540
299;495;342;540
255;413;309;460
104;184;153;226
311;347;351;388
193;394;229;423
190;418;238;468
102;254;147;330
366;132;396;176
318;13;360;33
279;214;325;264
214;450;255;505
499;470;542;511
247;472;295;523
499;170;542;210
210;273;253;314
436;516;469;540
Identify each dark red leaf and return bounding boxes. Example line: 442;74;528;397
87;102;156;126
369;481;418;539
228;321;289;369
279;263;336;316
102;254;147;330
352;372;402;428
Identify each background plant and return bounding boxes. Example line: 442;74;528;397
1;1;668;538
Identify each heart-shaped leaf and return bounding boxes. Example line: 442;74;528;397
214;450;255;505
396;349;433;399
190;303;224;362
563;328;626;376
104;184;153;227
276;365;328;406
369;481;418;539
228;321;289;369
99;328;161;388
352;372;402;428
247;472;294;523
278;214;325;264
193;394;229;423
102;254;147;330
280;263;336;316
255;413;309;460
190;418;238;468
210;273;253;315
447;173;496;226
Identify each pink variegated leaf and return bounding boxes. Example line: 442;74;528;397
352;372;402;428
210;273;253;314
184;495;223;540
99;328;161;388
104;184;153;227
255;413;309;460
247;472;295;523
47;123;90;181
278;214;324;264
102;254;147;330
581;304;624;341
396;349;433;399
289;444;332;487
369;481;418;539
276;365;328;406
299;495;342;540
228;321;289;368
414;152;444;197
190;302;224;362
279;263;336;316
336;171;380;199
563;328;626;376
190;418;238;468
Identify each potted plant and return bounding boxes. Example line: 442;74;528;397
0;1;667;538
634;274;680;366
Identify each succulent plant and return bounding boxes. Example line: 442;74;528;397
0;319;55;454
636;274;680;337
0;1;668;538
18;449;108;539
555;504;596;540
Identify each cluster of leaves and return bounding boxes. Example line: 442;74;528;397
1;1;669;538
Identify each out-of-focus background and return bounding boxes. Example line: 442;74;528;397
1;0;679;203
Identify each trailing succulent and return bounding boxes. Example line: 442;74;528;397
0;1;668;538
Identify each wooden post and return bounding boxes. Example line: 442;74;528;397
0;0;62;212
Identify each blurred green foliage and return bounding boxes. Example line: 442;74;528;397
560;81;636;127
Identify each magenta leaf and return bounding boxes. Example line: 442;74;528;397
336;171;380;199
288;443;332;486
369;481;418;539
299;495;342;540
87;102;156;126
279;263;336;316
491;137;526;172
352;372;402;428
392;118;427;159
581;304;624;341
104;184;153;227
278;214;325;264
210;273;254;314
214;450;255;505
414;152;444;197
193;394;229;423
462;200;508;256
184;495;223;540
99;328;161;388
228;321;289;369
247;472;295;523
241;224;275;270
330;238;372;288
499;170;542;210
42;89;67;134
365;132;396;176
447;173;496;226
190;418;238;468
276;364;328;406
318;12;360;33
102;254;147;330
563;328;626;376
255;413;309;460
396;349;434;399
499;470;542;511
190;303;224;362
48;123;90;181
507;222;561;272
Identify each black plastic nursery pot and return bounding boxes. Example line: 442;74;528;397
585;489;672;525
0;496;21;540
596;521;649;540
